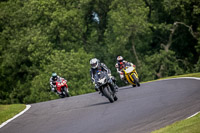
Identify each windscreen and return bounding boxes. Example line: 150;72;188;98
94;70;106;82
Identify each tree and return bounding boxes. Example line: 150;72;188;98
0;0;92;103
24;49;94;103
140;50;184;80
105;0;150;67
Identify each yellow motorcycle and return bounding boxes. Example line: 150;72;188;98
122;66;140;87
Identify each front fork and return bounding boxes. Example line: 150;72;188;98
125;71;138;85
131;70;139;83
108;78;117;93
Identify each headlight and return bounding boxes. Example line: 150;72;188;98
125;67;134;73
98;77;106;84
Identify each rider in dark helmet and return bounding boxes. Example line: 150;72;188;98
52;73;58;81
115;56;136;84
90;58;118;92
50;73;67;94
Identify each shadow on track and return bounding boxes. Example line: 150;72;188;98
119;86;133;90
87;102;110;107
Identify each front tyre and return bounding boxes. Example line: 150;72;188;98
137;82;140;87
102;86;114;103
114;95;118;101
63;87;70;97
132;74;140;87
132;84;136;87
59;94;65;98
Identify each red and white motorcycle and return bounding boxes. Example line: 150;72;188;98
53;79;70;98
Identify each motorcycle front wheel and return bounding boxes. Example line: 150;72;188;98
114;95;118;101
132;74;140;87
63;87;70;97
102;86;114;103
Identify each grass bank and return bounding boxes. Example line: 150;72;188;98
158;72;200;79
142;72;200;83
152;113;200;133
0;104;26;125
152;72;200;133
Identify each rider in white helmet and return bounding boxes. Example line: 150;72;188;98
115;56;135;84
90;58;118;92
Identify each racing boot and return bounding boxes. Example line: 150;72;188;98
111;76;118;92
95;84;99;91
124;79;129;84
114;84;119;92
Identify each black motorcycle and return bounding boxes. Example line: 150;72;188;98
94;70;118;103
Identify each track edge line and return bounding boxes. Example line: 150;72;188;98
0;105;31;128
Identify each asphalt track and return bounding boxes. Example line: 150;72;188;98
1;78;200;133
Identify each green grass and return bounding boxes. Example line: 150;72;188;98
151;72;200;133
0;104;26;124
158;72;200;79
152;113;200;133
142;72;200;84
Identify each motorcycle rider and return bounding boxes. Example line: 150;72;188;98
50;73;68;95
115;56;136;84
90;58;118;92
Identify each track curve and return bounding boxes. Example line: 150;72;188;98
1;78;200;133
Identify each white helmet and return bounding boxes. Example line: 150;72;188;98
117;56;123;62
90;58;99;69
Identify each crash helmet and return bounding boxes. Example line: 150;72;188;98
117;56;124;63
90;58;99;69
52;73;58;81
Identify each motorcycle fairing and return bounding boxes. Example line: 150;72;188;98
124;67;139;85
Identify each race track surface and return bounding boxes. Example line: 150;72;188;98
1;78;200;133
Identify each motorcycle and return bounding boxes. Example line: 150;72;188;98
122;65;140;87
53;79;70;98
94;70;118;103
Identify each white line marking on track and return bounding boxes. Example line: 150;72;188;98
158;77;200;81
142;77;200;120
0;105;31;129
158;77;200;120
176;77;200;80
156;77;200;120
141;77;200;85
187;111;200;119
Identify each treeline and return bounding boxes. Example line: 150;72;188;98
0;0;199;104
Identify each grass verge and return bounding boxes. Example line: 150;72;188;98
142;72;200;83
152;113;200;133
158;72;200;79
0;104;26;125
151;72;200;133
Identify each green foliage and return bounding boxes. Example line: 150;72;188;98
162;0;200;62
140;50;184;81
195;26;200;54
24;49;94;103
105;0;150;57
0;0;199;103
194;57;200;72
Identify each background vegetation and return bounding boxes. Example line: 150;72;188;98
0;0;199;104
